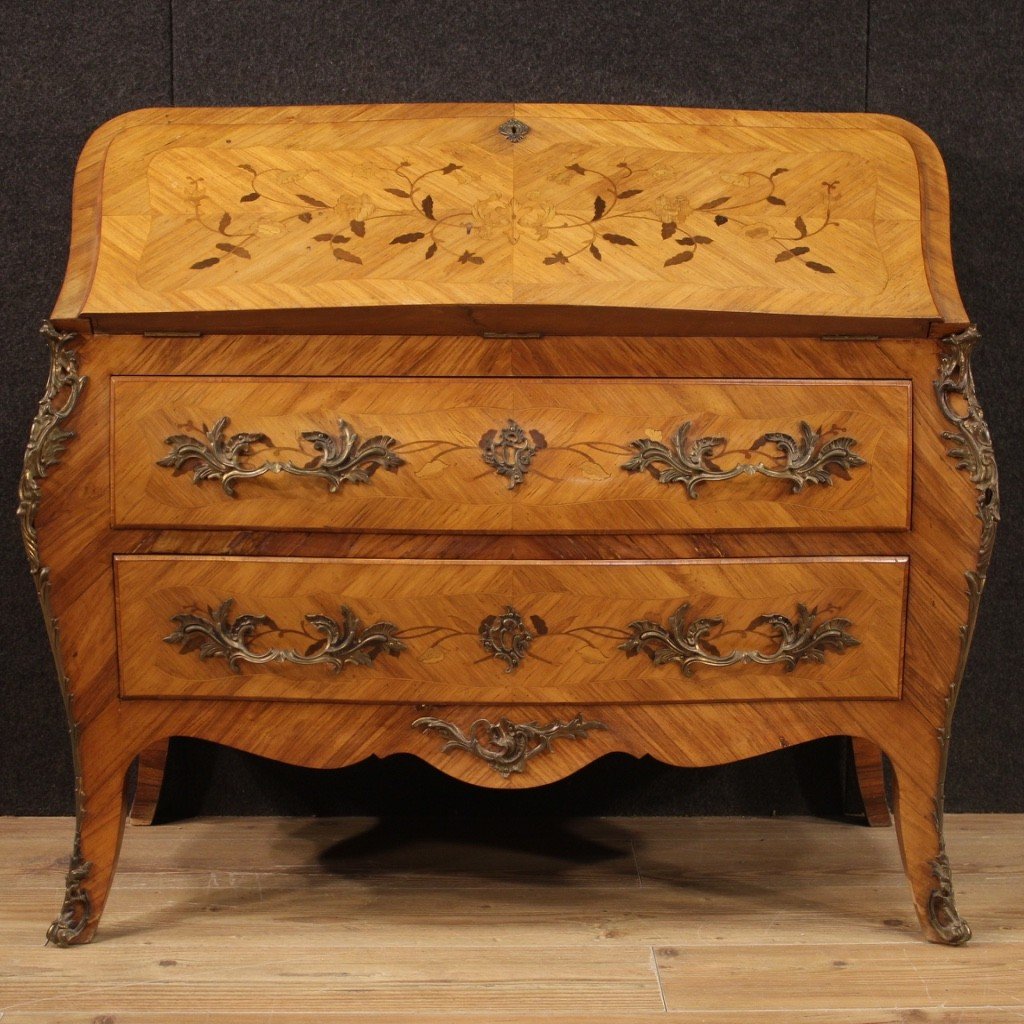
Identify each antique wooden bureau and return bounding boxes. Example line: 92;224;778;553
21;103;997;946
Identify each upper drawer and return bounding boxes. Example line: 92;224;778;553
110;376;911;534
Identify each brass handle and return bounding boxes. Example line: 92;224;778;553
623;420;865;498
157;416;404;496
164;599;404;674
621;602;859;676
413;714;607;777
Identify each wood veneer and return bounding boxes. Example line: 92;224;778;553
23;104;996;949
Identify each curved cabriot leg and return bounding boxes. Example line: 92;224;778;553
48;739;132;946
889;739;970;945
129;739;170;826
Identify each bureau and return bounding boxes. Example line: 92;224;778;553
21;103;998;946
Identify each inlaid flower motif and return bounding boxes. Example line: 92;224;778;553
651;193;693;226
470;193;514;241
333;193;375;223
183;156;842;277
515;194;561;241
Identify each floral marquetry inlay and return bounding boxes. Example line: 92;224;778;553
78;110;939;323
164;152;865;284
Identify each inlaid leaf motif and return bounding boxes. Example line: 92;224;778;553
184;157;845;278
216;243;251;259
775;246;810;262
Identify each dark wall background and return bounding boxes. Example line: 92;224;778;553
0;1;1020;819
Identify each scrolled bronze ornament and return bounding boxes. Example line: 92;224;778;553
45;841;93;947
928;324;999;945
927;849;971;945
18;322;92;945
623;420;866;498
412;714;607;777
157;416;404;496
480;419;544;489
498;118;530;143
165;600;405;674
621;602;859;676
478;606;534;672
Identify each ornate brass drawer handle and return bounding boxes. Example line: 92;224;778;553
413;714;607;777
621;602;859;676
623;421;866;497
164;599;404;674
157;416;404;496
480;420;545;489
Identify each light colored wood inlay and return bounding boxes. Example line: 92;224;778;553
114;555;906;704
53;104;963;335
110;376;911;533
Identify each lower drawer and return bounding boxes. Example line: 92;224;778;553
114;556;907;704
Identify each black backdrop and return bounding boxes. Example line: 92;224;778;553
0;1;1020;818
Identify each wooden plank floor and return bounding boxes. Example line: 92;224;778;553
0;814;1022;1022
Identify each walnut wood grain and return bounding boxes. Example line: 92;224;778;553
51;105;968;336
111;376;910;534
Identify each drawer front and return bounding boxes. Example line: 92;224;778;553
115;556;907;704
111;376;911;533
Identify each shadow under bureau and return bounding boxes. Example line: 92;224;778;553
20;103;998;945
